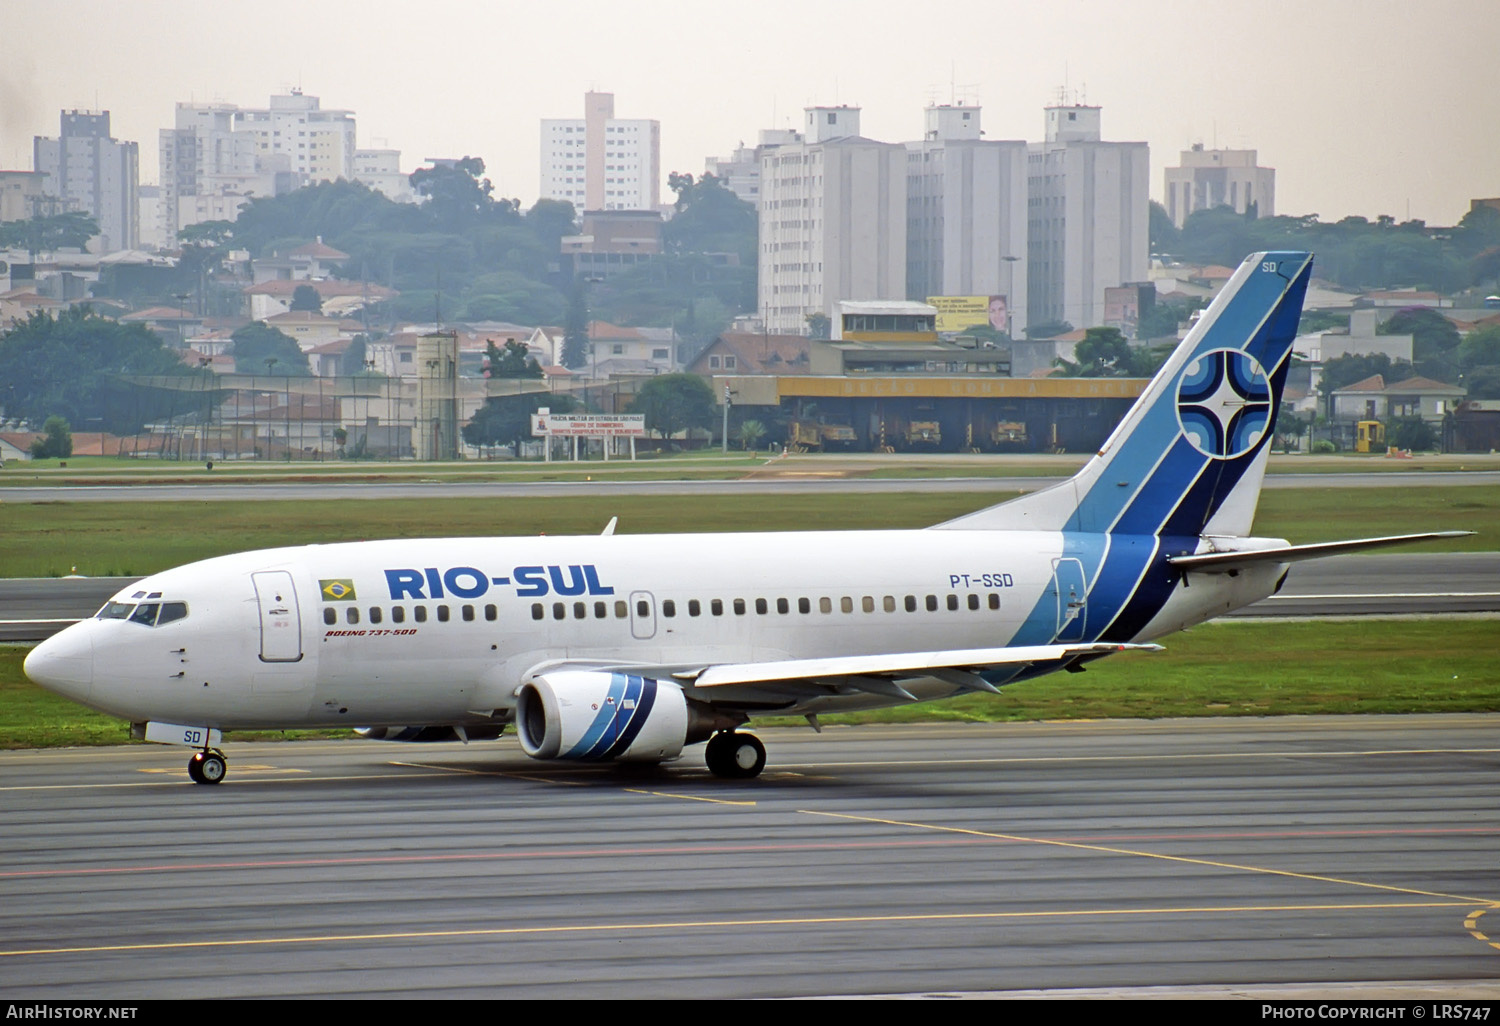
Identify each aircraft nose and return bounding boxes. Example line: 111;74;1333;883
24;626;95;703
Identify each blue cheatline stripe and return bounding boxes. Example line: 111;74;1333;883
1062;255;1308;538
1002;254;1313;649
563;672;629;759
1111;437;1207;537
1076;534;1158;639
1098;534;1200;643
601;676;658;761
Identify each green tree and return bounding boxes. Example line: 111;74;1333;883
0;211;100;255
28;416;73;459
231;322;310;376
1387;416;1436;452
1148;200;1180;256
1464;365;1500;398
804;312;831;340
562;280;591;370
1380;307;1461;381
630;373;716;440
484;339;542;379
289;284;323;313
737;418;766;451
1055;327;1135;376
1458;325;1500;374
664;173;757;264
522;198;578;253
0;308;188;433
463;392;576;456
409;157;515;232
1136;303;1185;341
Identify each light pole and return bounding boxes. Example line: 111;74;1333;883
264;357;277;459
721;384;735;455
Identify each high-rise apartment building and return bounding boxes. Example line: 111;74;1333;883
540;91;660;212
758;106;907;335
1163;144;1275;228
1027;103;1149;331
159;102;269;243
906;104;1029;333
705;129;803;208
157;92;370;243
232;90;357;185
33;110;139;253
353;148;411;202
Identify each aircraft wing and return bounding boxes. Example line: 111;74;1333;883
1167;531;1473;574
673;642;1161;699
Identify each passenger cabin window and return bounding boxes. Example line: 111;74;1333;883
323;608;337;625
663;600;676;618
346;608;360;625
392;606;406;623
415;606;428;623
437;605;450;622
369;607;383;624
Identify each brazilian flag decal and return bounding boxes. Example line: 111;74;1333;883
320;579;357;602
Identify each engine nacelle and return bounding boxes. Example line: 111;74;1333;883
516;671;693;763
355;725;505;743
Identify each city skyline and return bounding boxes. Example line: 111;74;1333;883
4;0;1497;226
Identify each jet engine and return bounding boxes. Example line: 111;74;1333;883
515;670;729;763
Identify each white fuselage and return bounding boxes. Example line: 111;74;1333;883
26;528;1285;732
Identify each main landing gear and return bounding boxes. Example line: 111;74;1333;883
704;731;766;779
187;748;227;785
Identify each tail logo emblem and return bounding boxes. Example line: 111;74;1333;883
1176;349;1272;459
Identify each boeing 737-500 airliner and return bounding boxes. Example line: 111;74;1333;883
24;252;1467;783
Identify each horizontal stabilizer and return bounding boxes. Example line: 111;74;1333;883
680;642;1161;690
1167;531;1474;573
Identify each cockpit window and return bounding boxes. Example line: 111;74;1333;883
97;600;188;626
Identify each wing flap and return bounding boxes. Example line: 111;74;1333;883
1167;531;1473;573
683;642;1161;690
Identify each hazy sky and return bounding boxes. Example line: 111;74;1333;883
4;0;1497;225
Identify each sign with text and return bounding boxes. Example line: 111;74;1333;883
928;295;1008;334
531;411;647;438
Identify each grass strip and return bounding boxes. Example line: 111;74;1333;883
1;485;1493;578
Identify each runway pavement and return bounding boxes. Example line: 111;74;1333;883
3;552;1495;642
1;717;1497;998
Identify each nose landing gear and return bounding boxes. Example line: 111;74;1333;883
188;749;227;785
